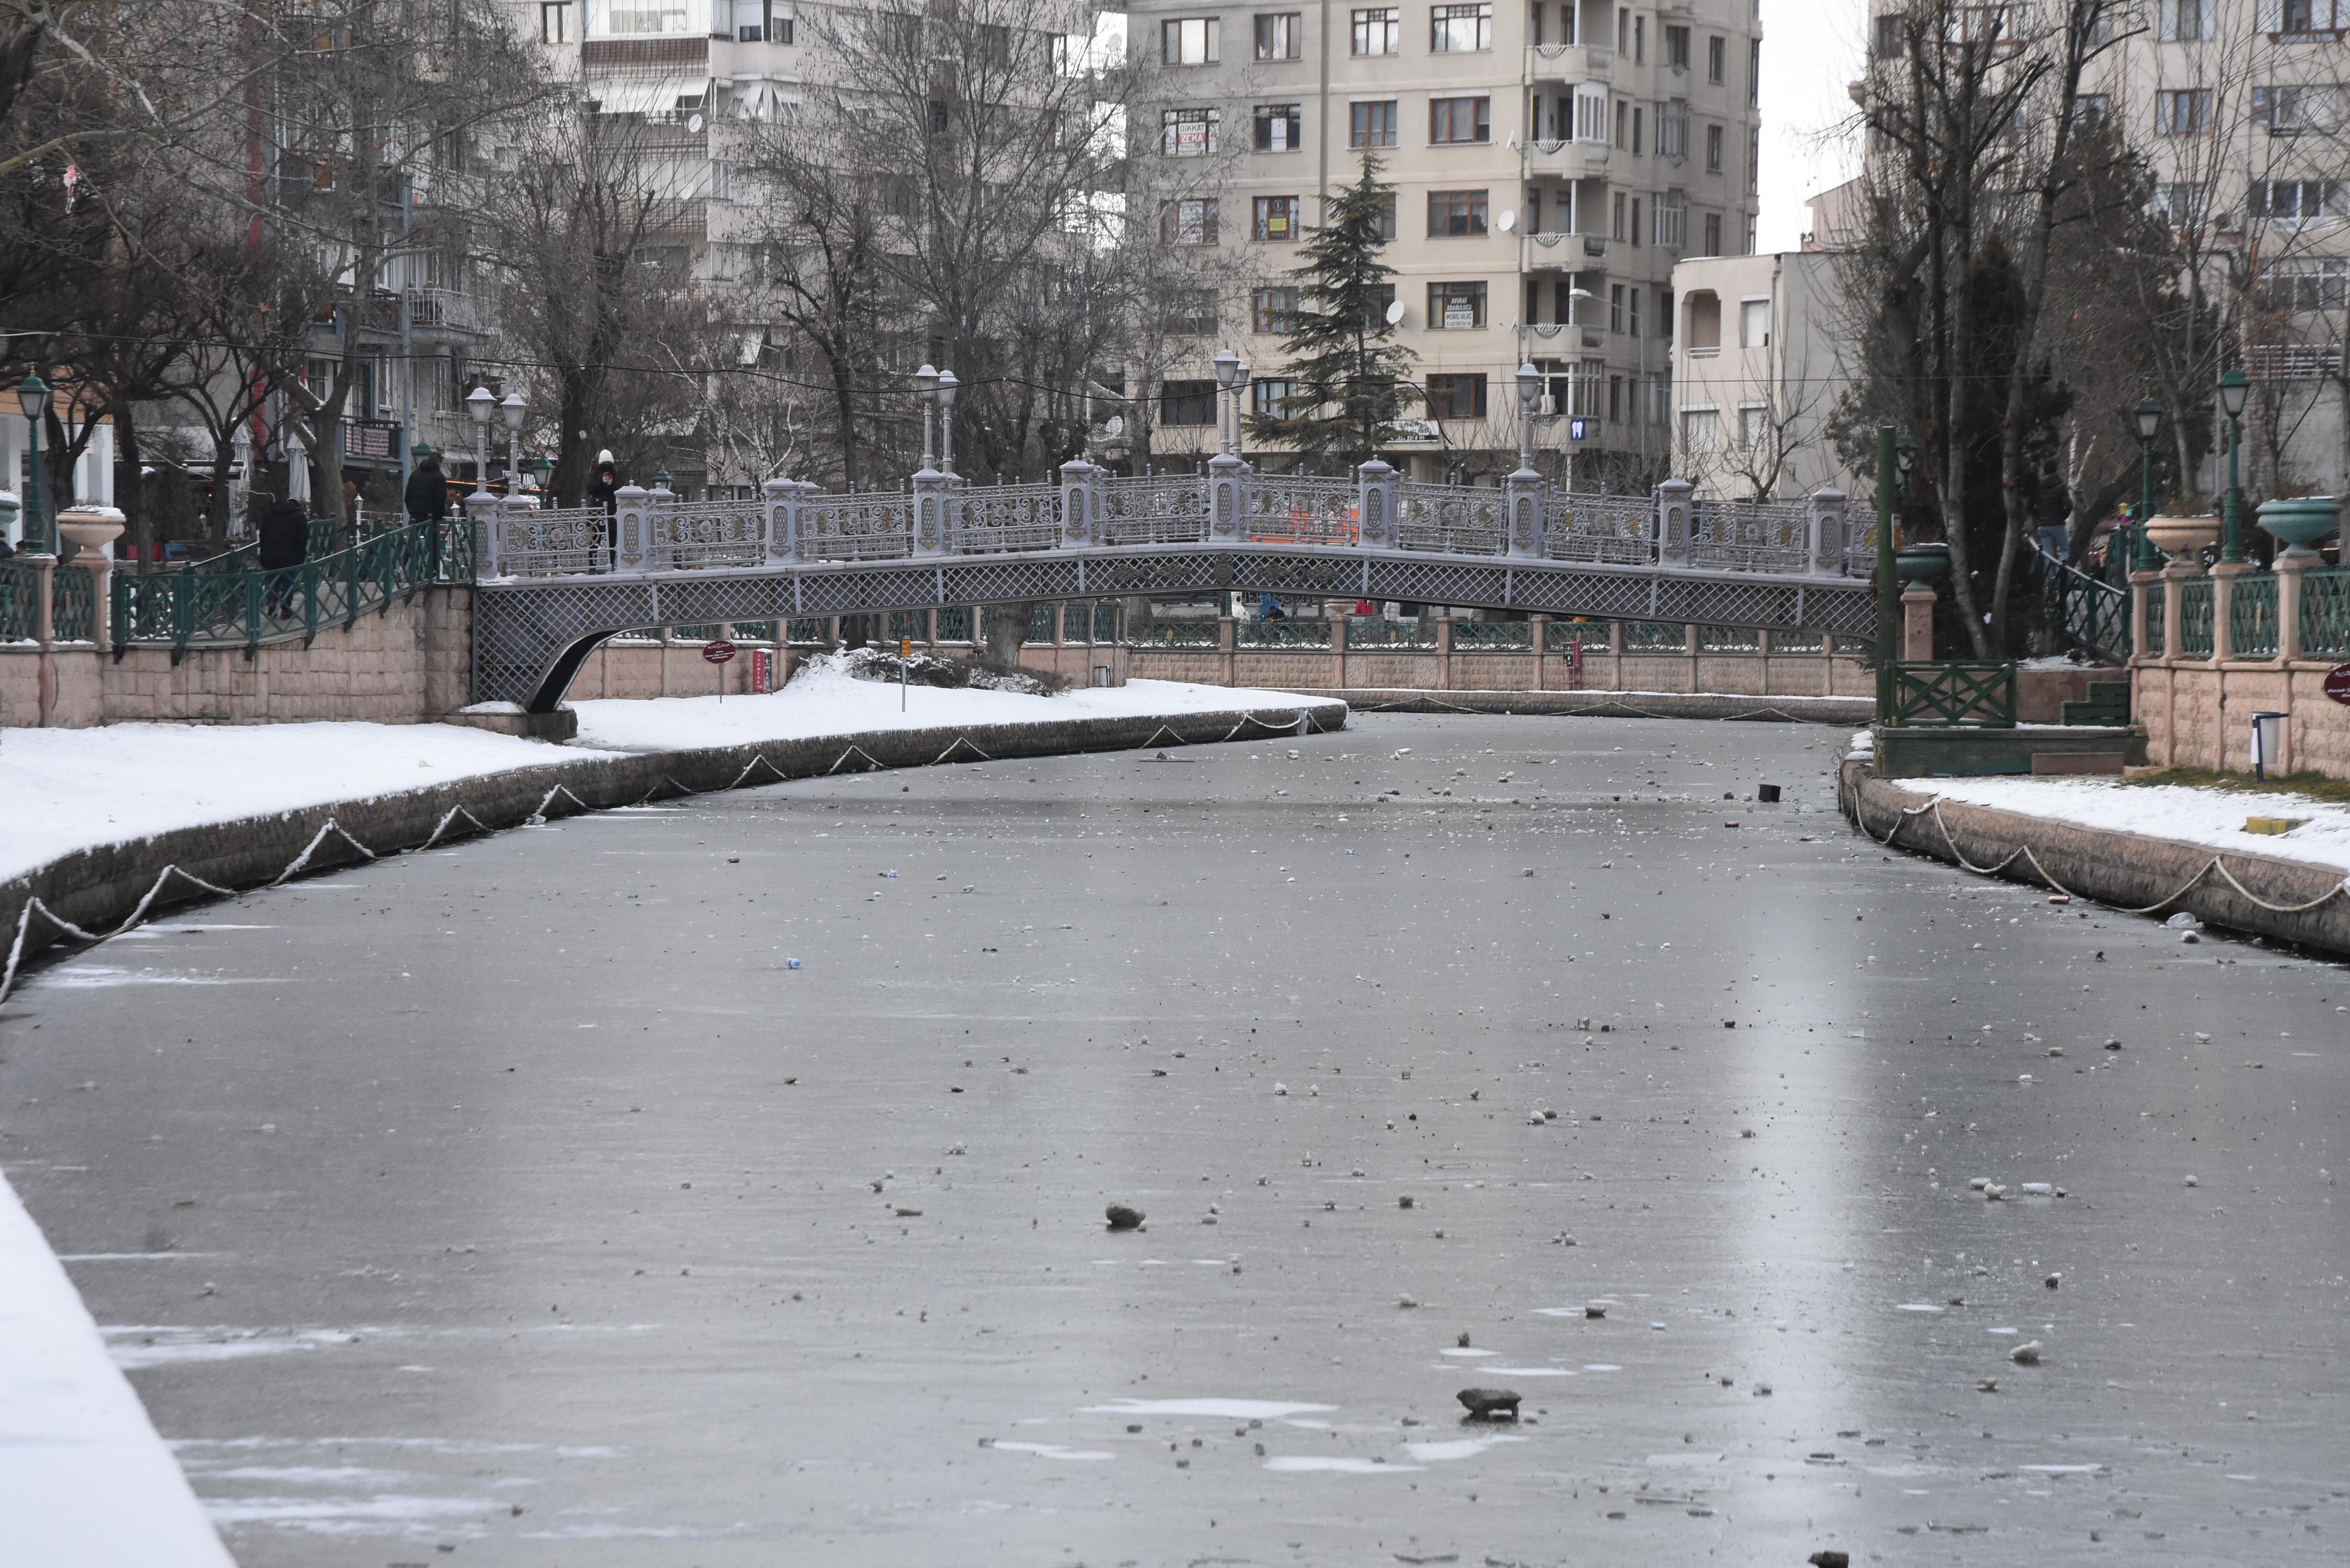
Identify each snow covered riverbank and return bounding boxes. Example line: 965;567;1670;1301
1902;775;2350;875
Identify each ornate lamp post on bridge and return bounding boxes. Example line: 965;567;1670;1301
15;373;52;557
499;393;527;501
1514;361;1543;476
2217;367;2250;565
935;368;958;475
2132;397;2162;573
465;385;496;494
914;363;940;470
1213;348;1246;457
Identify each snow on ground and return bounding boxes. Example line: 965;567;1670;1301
1902;775;2350;875
0;1171;236;1566
0;722;625;886
567;659;1336;752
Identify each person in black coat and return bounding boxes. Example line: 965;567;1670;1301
258;496;308;615
404;447;448;523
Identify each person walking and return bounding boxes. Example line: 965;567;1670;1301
587;451;620;515
404;445;448;524
258;494;308;617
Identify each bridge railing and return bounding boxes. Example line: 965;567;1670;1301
498;462;1864;583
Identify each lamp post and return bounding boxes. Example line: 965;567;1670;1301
2133;396;2161;572
914;363;940;470
1515;361;1543;474
935;369;958;475
2217;367;2250;564
465;384;495;494
15;373;51;556
1212;348;1243;457
499;393;526;499
1874;423;1897;722
531;455;552;496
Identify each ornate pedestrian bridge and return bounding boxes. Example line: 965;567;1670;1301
470;460;1872;711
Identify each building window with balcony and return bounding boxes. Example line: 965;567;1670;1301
1431;3;1492;51
2072;93;2112;131
597;2;688;33
1161;198;1220;244
1162;108;1220;155
1653;190;1685;249
1427;280;1488;329
1162;16;1220;63
1253;194;1301;240
1664;24;1690;70
2253;84;2347;133
1708;34;1725;83
542;2;573;42
2261;257;2348;310
1703;211;1723;254
1255;11;1303;59
1351;7;1399;54
1658;100;1688;162
1160;379;1218;425
1431;96;1491;143
2155;180;2205;226
1255;103;1303;150
1426;373;1488;419
1351;100;1399;146
1171;289;1220;335
2276;0;2344;37
1252;285;1299;333
2158;0;2211;39
2157;88;2210;135
1252;377;1299;416
2253;179;2346;222
1706;123;1723;172
1427;188;1489;236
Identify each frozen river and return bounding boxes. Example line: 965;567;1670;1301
5;713;2345;1565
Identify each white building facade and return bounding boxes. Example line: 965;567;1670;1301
1667;249;1855;502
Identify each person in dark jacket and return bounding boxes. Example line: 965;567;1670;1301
587;453;619;514
404;446;448;523
258;496;308;616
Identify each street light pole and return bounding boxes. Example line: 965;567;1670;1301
466;385;495;495
1212;349;1242;457
2217;368;2250;565
914;363;939;470
1514;361;1541;475
2133;397;2161;573
1874;423;1897;722
500;393;526;502
15;374;51;556
936;370;958;476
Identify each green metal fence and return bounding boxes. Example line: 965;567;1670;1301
2230;574;2279;658
1623;620;1687;650
2144;582;2164;655
2176;578;2215;657
1451;619;1533;649
2302;569;2350;656
110;516;470;660
937;607;972;641
1344;618;1437;649
1698;624;1760;651
1542;619;1607;650
0;559;32;641
50;562;96;641
1127;619;1219;648
2038;545;2132;664
1887;660;2018;727
1237;618;1333;648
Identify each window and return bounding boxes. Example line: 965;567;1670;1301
1749;39;1760;105
2261;257;2348;310
1630;287;1642;338
604;3;688;32
1426;373;1488;419
1427;188;1489;236
1251;286;1299;334
1171;289;1219;335
1664;24;1690;69
1873;12;1901;57
1706;123;1723;172
1658;100;1687;160
1610;189;1627;240
1255;11;1303;59
2068;93;2111;133
1740;298;1769;348
1351;7;1399;54
1369;192;1398;238
1707;34;1725;84
2158;89;2211;136
2253;179;2345;221
1681;408;1722;453
1703;211;1723;253
1255;103;1303;149
1159;379;1218;425
1162;16;1219;63
1427;280;1488;329
2254;84;2346;133
928;98;949;134
1430;96;1492;143
1351;100;1399;146
1608;283;1624;333
1652;189;1685;248
1161;107;1220;155
1748;128;1760;191
2276;0;2346;36
1161;198;1219;245
1253;195;1300;240
1631;197;1642;246
2159;0;2211;38
1430;3;1492;51
1957;4;2022;52
1252;378;1299;416
2155;181;2205;225
1686;290;1720;349
1364;282;1396;324
541;2;572;42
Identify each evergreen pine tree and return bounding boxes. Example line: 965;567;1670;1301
1245;155;1420;467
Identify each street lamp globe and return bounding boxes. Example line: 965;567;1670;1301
16;373;50;422
466;385;496;425
2135;397;2161;443
1212;349;1243;391
936;369;958;410
914;363;939;398
500;391;526;432
2218;368;2250;420
1515;362;1542;405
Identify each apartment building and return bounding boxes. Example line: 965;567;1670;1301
1133;0;1765;485
1667;248;1856;502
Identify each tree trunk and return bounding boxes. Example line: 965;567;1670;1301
982;600;1032;668
117;402;147;575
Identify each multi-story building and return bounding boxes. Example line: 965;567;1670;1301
1132;0;1765;486
1666;247;1856;502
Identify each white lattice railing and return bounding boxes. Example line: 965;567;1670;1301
647;500;764;570
1101;475;1209;546
950;482;1061;554
1690;498;1808;574
799;491;913;561
1543;494;1653;566
1246;475;1358;545
500;505;610;576
1396;481;1505;556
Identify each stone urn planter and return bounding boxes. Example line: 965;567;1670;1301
2255;495;2340;562
54;504;126;552
1894;540;1950;589
2142;514;2219;558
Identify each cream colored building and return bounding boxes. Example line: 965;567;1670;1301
1133;0;1766;485
1667;248;1856;502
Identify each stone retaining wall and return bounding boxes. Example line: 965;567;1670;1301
1842;761;2350;953
2;699;1347;985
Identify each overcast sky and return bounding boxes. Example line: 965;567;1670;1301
1755;1;1866;251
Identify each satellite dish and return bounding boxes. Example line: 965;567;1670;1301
687;112;705;133
1384;299;1406;326
1496;209;1517;232
1102;415;1125;438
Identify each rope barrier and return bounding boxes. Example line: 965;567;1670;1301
417;804;494;850
0;864;240;1005
932;736;993;764
270;820;376;885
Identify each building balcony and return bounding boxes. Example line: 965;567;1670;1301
1526;42;1614;83
1525;320;1608;352
1523;230;1610;271
1519;137;1610;179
